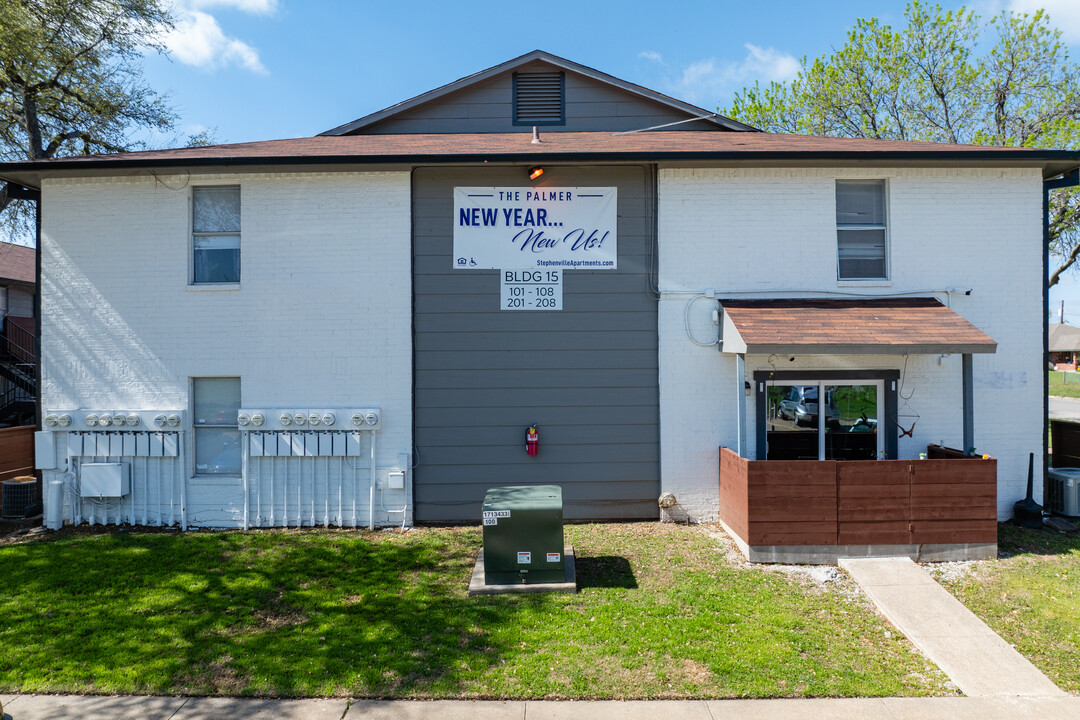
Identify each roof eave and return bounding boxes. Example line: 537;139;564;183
740;343;998;355
3;148;1078;189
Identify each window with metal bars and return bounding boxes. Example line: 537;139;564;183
513;71;565;126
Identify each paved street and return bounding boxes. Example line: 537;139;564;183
1050;396;1080;421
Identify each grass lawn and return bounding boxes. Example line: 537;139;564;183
1049;370;1080;398
933;523;1080;694
0;523;950;699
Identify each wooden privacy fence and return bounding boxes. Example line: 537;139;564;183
0;425;34;483
0;425;35;515
719;447;997;547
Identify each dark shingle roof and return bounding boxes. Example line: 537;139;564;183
3;130;1059;164
0;242;34;286
3;131;1077;185
721;298;997;355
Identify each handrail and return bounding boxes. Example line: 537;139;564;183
0;313;36;363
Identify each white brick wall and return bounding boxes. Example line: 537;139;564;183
658;167;1044;521
37;163;1046;528
40;170;413;527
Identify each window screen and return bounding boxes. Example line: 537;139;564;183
836;180;887;280
193;377;241;475
193;186;241;283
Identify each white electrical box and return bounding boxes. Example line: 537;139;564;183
35;431;57;470
80;463;130;497
387;471;406;490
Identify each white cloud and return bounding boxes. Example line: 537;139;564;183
164;1;273;73
186;0;279;15
668;44;800;106
639;51;663;63
1007;0;1080;42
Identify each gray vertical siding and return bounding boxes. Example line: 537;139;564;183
366;61;717;134
412;165;659;522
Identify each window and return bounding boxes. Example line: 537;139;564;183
836;180;887;280
756;370;899;461
513;71;565;126
192;186;240;284
193;377;241;475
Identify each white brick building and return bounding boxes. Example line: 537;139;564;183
2;51;1076;560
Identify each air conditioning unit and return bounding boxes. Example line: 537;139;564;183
1047;468;1080;518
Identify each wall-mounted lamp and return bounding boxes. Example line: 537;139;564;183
528;167;544;181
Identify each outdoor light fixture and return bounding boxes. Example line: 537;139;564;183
529;167;544;181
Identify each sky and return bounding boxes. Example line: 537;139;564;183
132;0;1080;319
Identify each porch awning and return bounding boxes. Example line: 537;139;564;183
719;298;997;355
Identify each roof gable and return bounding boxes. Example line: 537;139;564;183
321;50;756;136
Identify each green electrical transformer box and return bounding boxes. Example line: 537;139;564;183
482;485;565;584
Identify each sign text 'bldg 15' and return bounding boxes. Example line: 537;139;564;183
453;187;617;270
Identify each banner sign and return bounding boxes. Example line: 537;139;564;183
453;187;617;270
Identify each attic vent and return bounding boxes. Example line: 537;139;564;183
514;71;565;126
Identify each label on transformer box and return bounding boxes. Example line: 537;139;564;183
483;510;511;518
517;552;532;564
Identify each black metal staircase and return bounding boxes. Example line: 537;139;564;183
0;317;36;427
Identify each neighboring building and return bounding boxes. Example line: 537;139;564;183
1049;322;1080;369
1;51;1077;558
0;241;36;427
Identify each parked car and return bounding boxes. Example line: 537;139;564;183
778;386;839;427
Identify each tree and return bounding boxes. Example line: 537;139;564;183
723;1;1080;287
0;0;177;240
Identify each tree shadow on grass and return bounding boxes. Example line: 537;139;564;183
575;555;637;589
0;528;563;697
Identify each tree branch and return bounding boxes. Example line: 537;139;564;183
1049;241;1080;287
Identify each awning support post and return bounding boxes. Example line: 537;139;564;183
962;353;974;455
736;354;746;457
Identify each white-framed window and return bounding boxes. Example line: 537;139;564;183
836;180;888;280
192;186;241;284
193;377;241;476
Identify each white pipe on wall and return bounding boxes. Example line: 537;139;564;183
169;450;175;527
369;431;377;530
242;431;249;531
351;434;358;527
337;456;343;526
130;453;136;525
141;451;148;526
266;453;272;526
156;451;162;526
180;431;187;531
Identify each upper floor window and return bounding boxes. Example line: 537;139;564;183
513;71;565;126
192;186;240;284
836;180;887;280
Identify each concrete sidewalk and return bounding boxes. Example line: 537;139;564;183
840;557;1065;698
4;695;1080;720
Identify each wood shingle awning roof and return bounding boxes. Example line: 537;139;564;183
719;298;997;355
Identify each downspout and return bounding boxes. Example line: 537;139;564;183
1045;169;1080;502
